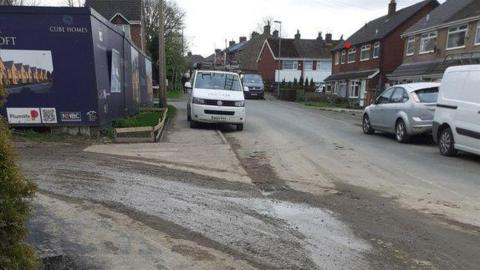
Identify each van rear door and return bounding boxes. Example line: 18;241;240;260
454;70;480;153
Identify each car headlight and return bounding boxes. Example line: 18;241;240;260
235;101;245;107
192;97;205;104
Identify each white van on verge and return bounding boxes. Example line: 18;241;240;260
185;70;246;131
433;65;480;156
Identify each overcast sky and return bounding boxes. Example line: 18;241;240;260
40;0;445;57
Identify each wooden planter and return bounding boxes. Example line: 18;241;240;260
114;108;169;143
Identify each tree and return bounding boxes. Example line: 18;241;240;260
0;84;37;269
144;0;186;50
256;16;273;33
8;0;42;5
63;0;83;7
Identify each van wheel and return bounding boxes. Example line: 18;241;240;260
187;105;191;121
362;115;374;134
236;124;244;131
395;119;410;143
439;127;457;156
190;120;198;129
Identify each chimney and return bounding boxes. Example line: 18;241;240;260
215;49;221;54
187;51;192;57
273;30;279;38
239;36;247;43
325;33;333;43
295;30;301;40
229;40;236;47
317;32;323;41
263;24;271;35
388;0;397;16
251;31;260;39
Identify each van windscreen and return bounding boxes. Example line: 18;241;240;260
195;72;242;91
415;87;439;103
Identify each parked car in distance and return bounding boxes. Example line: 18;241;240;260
185;70;246;131
363;82;440;143
433;65;480;156
241;73;265;99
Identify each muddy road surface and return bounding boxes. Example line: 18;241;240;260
16;97;480;269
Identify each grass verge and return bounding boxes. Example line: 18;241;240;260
304;101;350;109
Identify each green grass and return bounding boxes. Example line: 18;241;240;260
167;88;183;99
113;111;164;128
12;129;94;143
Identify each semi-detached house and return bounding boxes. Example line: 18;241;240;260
325;0;438;107
257;31;339;84
389;0;480;83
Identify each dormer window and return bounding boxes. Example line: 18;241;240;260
405;37;415;56
420;32;437;54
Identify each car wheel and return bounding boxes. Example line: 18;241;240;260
439;127;457;156
395;119;410;143
362;115;374;134
236;124;244;131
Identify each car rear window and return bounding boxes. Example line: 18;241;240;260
415;87;439;103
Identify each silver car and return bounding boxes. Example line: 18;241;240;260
362;83;440;143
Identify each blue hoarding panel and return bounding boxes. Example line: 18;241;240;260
0;6;153;127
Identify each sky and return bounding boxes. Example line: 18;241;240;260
39;0;446;57
1;50;54;71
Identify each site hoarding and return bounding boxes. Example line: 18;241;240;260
0;6;153;127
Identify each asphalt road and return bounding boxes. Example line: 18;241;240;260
17;96;480;270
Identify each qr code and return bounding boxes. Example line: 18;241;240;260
41;108;58;124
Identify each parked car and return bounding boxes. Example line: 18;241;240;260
185;70;246;131
241;73;264;99
363;82;440;143
433;65;480;156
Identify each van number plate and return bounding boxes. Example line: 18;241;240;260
211;116;227;121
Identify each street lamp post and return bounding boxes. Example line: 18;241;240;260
274;20;282;97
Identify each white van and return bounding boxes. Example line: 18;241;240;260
433;65;480;156
185;70;246;131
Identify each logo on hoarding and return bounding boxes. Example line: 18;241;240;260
41;108;58;124
63;15;74;25
60;112;82;122
0;35;16;46
7;108;42;124
86;111;97;122
49;26;88;34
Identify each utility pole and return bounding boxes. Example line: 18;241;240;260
158;0;167;108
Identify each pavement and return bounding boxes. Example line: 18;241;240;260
16;95;480;270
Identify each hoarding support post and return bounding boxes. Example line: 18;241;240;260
158;0;167;108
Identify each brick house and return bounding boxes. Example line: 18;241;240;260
23;65;32;83
237;25;273;72
325;0;438;107
4;61;17;85
14;63;27;84
257;30;339;84
31;67;39;83
389;0;480;83
85;0;145;51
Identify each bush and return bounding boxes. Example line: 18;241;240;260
0;84;38;269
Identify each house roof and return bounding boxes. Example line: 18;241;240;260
324;69;380;82
14;63;23;70
85;0;142;22
227;41;248;54
4;61;14;69
266;38;339;59
404;0;480;35
335;0;438;50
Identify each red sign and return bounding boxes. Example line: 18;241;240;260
344;41;352;49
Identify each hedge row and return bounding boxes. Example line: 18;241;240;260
0;84;38;269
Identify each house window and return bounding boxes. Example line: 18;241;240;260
349;80;360;98
282;60;298;70
340;51;346;64
373;42;380;59
447;25;468;50
476;22;480;45
360;44;371;61
335;52;340;65
317;61;330;71
420;32;437;53
304;61;314;71
348;48;356;63
406;37;415;56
